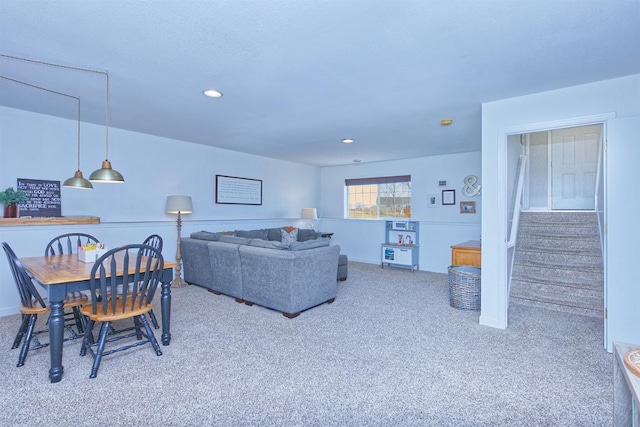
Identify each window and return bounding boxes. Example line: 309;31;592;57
345;175;411;219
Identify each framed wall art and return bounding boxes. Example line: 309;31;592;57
215;175;263;205
460;201;476;214
442;189;455;205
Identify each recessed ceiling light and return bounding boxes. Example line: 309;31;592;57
342;138;354;144
203;89;222;98
353;159;361;163
440;119;453;126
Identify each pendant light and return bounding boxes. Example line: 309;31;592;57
0;75;92;190
63;95;93;189
89;71;124;183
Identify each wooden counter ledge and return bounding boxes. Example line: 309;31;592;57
0;216;100;226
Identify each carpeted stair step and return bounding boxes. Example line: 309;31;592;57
510;278;602;304
511;261;603;286
518;211;599;223
514;248;603;268
516;235;601;252
510;268;602;291
518;222;598;237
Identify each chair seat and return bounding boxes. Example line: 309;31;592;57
81;300;153;322
19;293;88;315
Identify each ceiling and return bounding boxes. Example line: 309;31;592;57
1;1;639;167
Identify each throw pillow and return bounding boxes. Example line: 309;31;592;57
281;227;298;245
267;228;282;241
297;229;318;242
289;238;330;251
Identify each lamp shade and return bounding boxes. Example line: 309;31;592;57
63;170;93;190
301;208;317;220
166;195;193;214
89;160;125;183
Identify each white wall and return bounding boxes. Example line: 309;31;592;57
527;131;549;209
0;106;320;316
481;74;640;344
320;152;482;273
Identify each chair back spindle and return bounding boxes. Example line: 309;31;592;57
141;234;163;257
45;233;99;256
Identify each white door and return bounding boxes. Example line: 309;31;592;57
551;125;601;210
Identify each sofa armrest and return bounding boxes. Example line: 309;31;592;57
206;241;243;298
181;238;213;287
239;244;340;314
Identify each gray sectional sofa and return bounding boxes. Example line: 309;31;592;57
181;228;346;318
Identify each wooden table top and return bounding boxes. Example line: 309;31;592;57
451;240;481;250
20;253;176;285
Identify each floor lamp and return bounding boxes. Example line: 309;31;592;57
166;195;193;288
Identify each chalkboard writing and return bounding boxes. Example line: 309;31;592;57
17;178;62;217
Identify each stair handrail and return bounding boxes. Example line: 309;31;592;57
595;137;604;256
507;154;527;296
508;155;528;249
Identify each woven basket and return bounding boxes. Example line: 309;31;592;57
448;265;481;310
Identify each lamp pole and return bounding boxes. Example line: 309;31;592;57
166;195;192;288
171;210;187;288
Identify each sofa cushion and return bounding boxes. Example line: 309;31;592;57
190;231;223;241
219;235;251;245
266;228;282;241
289;238;330;251
249;238;289;250
297;229;318;242
281;228;298;245
236;229;268;240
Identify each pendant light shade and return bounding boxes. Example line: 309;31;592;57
64;170;93;189
89;160;124;183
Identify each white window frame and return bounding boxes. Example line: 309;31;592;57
345;175;411;219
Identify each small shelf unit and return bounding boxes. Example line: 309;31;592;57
381;220;419;272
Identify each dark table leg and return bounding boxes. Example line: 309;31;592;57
160;269;172;345
48;298;65;383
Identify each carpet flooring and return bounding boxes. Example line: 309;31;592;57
0;262;612;426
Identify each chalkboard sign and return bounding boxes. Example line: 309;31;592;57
17;178;62;217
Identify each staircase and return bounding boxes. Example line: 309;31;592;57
510;211;604;318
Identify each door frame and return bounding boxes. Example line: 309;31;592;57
496;113;614;342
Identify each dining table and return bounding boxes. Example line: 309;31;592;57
20;252;176;383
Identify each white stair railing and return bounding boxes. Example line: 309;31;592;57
507;155;527;295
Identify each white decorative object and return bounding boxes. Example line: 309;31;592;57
78;250;97;263
462;175;481;197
